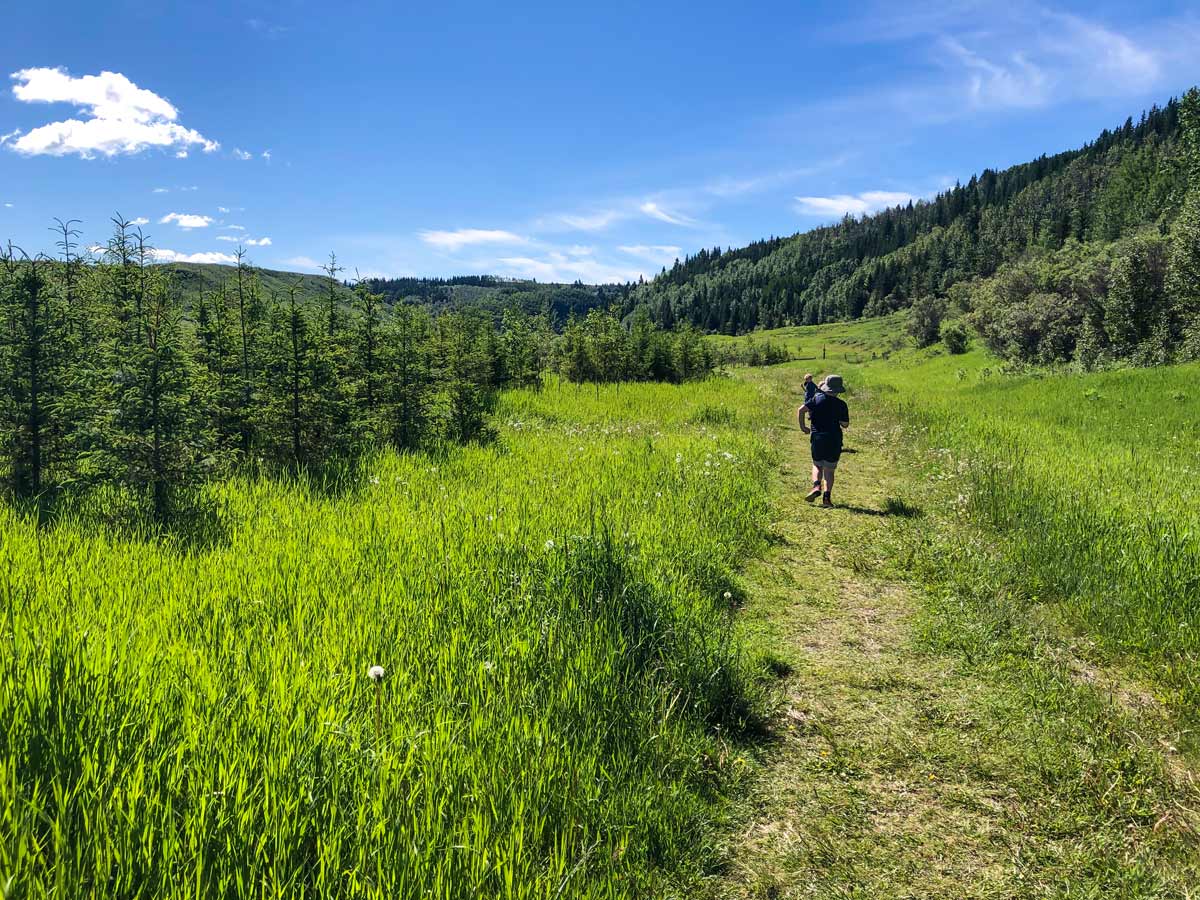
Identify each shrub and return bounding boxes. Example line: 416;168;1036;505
941;318;971;354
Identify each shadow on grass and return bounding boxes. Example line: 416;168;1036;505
836;497;924;518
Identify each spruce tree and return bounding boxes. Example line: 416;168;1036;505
380;303;433;449
100;239;206;520
0;248;71;498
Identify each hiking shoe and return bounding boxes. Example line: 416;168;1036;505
821;496;833;508
805;487;822;503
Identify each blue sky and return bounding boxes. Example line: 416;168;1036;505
0;0;1197;282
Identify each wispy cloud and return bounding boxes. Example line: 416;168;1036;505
822;2;1185;116
618;244;683;265
216;235;271;245
550;210;624;232
159;212;212;229
282;255;322;270
6;67;219;158
794;190;915;218
232;148;252;160
246;18;289;38
420;228;528;251
639;201;697;227
130;216;149;225
493;250;644;284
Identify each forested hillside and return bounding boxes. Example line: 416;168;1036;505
626;89;1200;368
166;263;627;324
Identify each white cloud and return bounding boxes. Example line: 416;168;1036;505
555;210;622;231
130;216;149;225
151;249;237;265
6;67;219;158
282;255;322;270
494;250;644;284
152;187;169;193
618;244;683;265
794;190;915;218
232;148;252;160
3;201;12;208
217;235;271;245
160;212;213;229
261;149;271;161
419;228;528;252
218;236;272;247
175;149;188;158
217;206;230;213
639;201;696;227
181;185;198;191
0;128;20;145
225;223;246;230
941;38;1050;109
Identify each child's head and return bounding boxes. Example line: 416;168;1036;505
803;373;813;383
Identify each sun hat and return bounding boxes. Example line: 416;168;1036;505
819;374;846;394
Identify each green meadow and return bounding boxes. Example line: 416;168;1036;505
726;316;1200;723
1;377;780;898
5;316;1200;897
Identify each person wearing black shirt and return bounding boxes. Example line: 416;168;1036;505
803;372;817;404
798;374;850;508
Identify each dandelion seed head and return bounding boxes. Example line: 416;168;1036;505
368;665;385;682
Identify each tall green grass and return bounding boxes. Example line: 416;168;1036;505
878;356;1200;717
746;311;1200;728
1;376;776;898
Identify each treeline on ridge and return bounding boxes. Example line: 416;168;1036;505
627;88;1200;370
0;221;710;520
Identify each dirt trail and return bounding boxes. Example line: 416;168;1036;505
705;392;1200;899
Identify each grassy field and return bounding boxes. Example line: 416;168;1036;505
5;312;1200;897
704;366;1200;897
724;317;1200;736
1;377;782;898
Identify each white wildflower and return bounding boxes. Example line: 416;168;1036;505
368;665;385;682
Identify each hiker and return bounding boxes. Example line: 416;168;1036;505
802;372;817;404
798;374;850;508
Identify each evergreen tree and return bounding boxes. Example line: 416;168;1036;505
1167;88;1200;358
351;280;385;442
380;304;433;449
100;241;206;520
0;248;70;498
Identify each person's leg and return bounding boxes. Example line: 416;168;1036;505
805;462;823;502
821;464;837;506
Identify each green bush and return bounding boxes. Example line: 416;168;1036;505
941;318;972;354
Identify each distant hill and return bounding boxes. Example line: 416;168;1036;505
624;94;1191;335
166;262;352;306
165;263;629;324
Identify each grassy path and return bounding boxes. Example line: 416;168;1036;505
703;381;1200;899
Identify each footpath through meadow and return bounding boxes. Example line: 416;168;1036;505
702;380;1200;899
